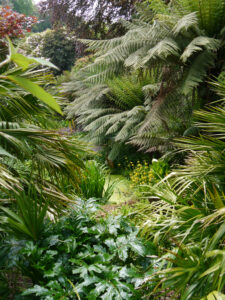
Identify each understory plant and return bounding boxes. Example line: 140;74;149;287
78;160;115;203
0;38;88;209
0;188;48;241
0;199;155;299
129;159;169;188
126;88;225;298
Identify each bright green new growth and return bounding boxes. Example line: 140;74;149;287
78;160;115;203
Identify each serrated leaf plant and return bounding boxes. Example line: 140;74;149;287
1;198;155;299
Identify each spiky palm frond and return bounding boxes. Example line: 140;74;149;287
0;41;88;197
174;104;225;193
130;98;225;297
0;161;20;191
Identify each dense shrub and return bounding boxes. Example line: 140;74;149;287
22;27;77;74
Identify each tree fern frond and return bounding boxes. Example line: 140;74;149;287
108;142;124;161
181;51;216;95
180;0;225;36
124;46;150;68
181;37;220;63
64;0;225;157
141;38;180;65
173;12;199;35
79;37;123;53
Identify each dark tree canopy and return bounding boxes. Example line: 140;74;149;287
39;0;143;38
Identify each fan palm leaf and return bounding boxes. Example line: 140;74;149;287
0;39;88;199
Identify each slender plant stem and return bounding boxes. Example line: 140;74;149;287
0;57;10;69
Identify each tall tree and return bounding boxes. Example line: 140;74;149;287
39;0;143;39
0;0;36;16
12;0;35;15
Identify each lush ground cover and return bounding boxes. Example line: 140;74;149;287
0;1;225;299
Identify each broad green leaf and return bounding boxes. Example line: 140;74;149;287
44;262;62;278
22;285;49;296
104;238;116;250
102;286;115;300
11;53;59;70
11;53;34;70
118;246;128;261
7;36;16;56
28;56;59;70
130;241;145;256
7;75;62;115
6;37;58;70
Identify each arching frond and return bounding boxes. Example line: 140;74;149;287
181;51;216;95
181;37;220;63
172;12;199;35
64;0;225;156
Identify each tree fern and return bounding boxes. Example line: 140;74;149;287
64;0;225;153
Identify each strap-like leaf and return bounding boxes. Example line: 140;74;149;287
7;75;62;115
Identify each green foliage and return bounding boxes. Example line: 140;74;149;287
178;0;225;36
12;0;36;16
129;159;169;188
22;28;77;74
64;72;190;159
78;160;115;203
0;39;88;207
125;85;225;297
174;106;225;193
2;199;154;299
6;37;61;113
64;0;225;153
0;189;47;241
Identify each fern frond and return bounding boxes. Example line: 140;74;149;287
173;12;199;35
142;38;180;65
181;37;220;63
181;51;216;95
